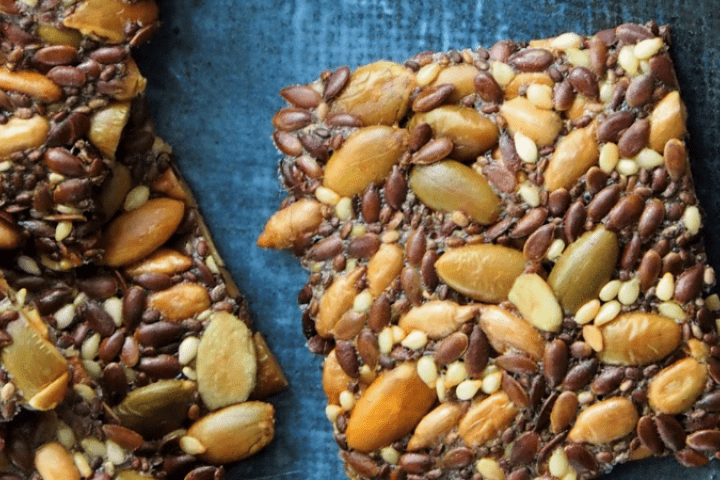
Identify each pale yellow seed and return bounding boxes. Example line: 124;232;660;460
179;436;206;456
417;356;438;387
55;221;73;242
316;102;329;120
206;254;220;274
578;391;595;404
17;255;41;275
575;299;601;325
514;131;538;163
546;238;566;261
0;383;15;401
550;32;582;50
178;336;200;365
656;273;675;301
526;83;554;110
104;297;123;327
325;404;342;423
582;325;604;352
706;293;720;311
381;230;400;243
335;197;353;220
451;210;469;227
378;327;394;354
565;48;591;68
123;185;150;211
81;332;101;360
548;447;569;478
73;384;96;402
359;364;376;384
339;390;356;411
634;37;663;60
683;205;701;236
48;172;64;184
182;366;197;381
15;288;26;307
81;438;107;458
103;461;116;478
618;45;639;76
416;63;442;86
639;60;651;73
518;183;540;207
381;446;400;465
56;204;81;215
391;325;407;343
704;267;715;286
599;142;620;173
55;303;76;329
476;458;505;480
401;330;428;350
352;289;373;313
618;278;640;305
0;160;12;172
616;158;639;176
106;439;126;465
436;377;447;402
599;82;615;103
635;148;664;169
197;309;212;322
444;361;468;387
562;468;579;480
350;225;366;240
658;301;687;321
82;360;102;380
73;453;92;479
491;61;515;87
456;379;483;400
73;291;87;307
594;300;621;326
315;186;341;205
56;422;76;450
481;371;502;395
599;280;622;301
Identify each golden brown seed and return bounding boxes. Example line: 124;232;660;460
0;67;62;102
316;267;366;337
115;380;196;436
367;243;404;297
407;403;464;451
0;218;22;250
544;124;600;191
257;198;324;249
35;442;81;480
430;64;480;103
147;283;211;322
399;301;478;339
323;350;352;405
503;72;554;99
458;392;518;447
598;313;682;366
125;248;193;277
346;362;436;452
648;357;707;414
663;138;687;180
436;244;524;303
500;96;562;146
101;163;133;219
568;397;638;444
63;0;159;44
0;116;50;158
89;101;131;159
323;126;408;196
649;91;686;152
508;273;563;332
479;306;545;360
551;391;579;434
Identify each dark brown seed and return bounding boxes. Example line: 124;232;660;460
597;111;635;144
133;273;173;291
361;185;381;223
616;23;653;44
495;352;538;374
298;134;328;160
709;357;720;385
510;207;547;238
324;66;351;100
421;250;439;291
6;435;32;472
696;391;720;412
34;288;73;316
686;430;720;452
90;46;127;64
77;276;118;299
120;336;140;367
342;451;379;477
655;414;686;452
465;325;489;377
508;48;553;72
384;166;407;209
103;362;128;398
507;469;530;480
334;311;366;340
441;447;473;468
326;112;362;128
529;375;546;408
138;354;182;379
434;332;468;366
483;163;517;194
411;136;453;164
523;223;554;261
406;228;426;266
368;294;391;332
272;108;312;131
637;415;664;455
401;266;423;306
590;366;624;395
605;194;645;231
618;236;641;274
53;178;91;205
535;393;558;432
570;341;593;359
674;264;704;303
308;237;343;262
47;112;90;147
510;431;540;466
307;335;334;355
85;302;116;337
474;71;504;104
502;372;529;408
272;131;303;156
98;330;125;363
564;201;586;243
348;233;380;259
408;121;432;152
280;85;322;109
650;55;679;89
553;80;574;111
399;453;432;474
335;340;360;378
499;134;522;172
543;339;568;388
626;74;655;108
562;359;598;391
618;119;650;158
46;65;86;87
662;252;683;276
548;188;571;217
136;322;184;348
122;287;146;329
567;66;599;98
584;167;608;194
588;38;607;77
486;217;513;241
412;84;455;112
565;444;598;473
184;466;217;480
664;139;687;180
33;45;78;66
357;330;379;369
675;449;710;468
638;199;665;239
489;40;514;62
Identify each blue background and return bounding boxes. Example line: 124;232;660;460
136;1;720;479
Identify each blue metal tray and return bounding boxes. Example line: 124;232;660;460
135;1;720;478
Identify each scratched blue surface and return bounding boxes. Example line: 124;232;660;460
135;1;720;479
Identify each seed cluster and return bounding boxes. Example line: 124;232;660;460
261;22;720;480
0;1;287;480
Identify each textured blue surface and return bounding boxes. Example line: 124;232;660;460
135;1;720;479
